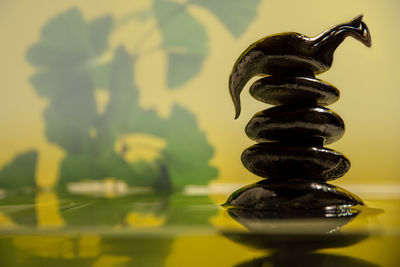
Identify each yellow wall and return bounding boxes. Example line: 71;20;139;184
1;0;399;188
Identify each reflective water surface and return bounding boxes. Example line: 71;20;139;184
0;187;398;267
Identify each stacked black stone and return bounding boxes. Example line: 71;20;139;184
224;15;371;213
244;79;347;181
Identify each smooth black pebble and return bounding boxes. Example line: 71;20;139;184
241;143;350;180
224;178;363;210
250;76;339;106
245;105;344;145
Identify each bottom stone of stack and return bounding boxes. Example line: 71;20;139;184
223;178;363;211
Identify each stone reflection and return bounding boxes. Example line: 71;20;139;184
223;205;378;267
0;190;218;266
236;253;379;267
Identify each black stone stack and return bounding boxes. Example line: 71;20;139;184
222;17;374;265
224;74;364;212
224;15;371;213
243;76;349;182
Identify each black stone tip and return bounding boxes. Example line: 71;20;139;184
352;14;364;25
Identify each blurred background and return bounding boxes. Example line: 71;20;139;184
0;0;399;266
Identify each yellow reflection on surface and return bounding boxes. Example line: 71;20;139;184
0;191;396;266
0;212;16;228
209;206;247;231
93;255;131;267
78;235;100;258
36;191;65;228
125;211;166;228
114;134;167;163
166;235;266;267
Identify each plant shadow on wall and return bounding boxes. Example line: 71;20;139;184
0;0;261;191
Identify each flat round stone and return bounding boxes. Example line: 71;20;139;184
224;179;363;210
241;143;350;180
245;105;344;145
250;76;339;106
222;179;366;250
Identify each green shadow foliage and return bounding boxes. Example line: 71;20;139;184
153;0;261;89
2;0;261;189
154;0;207;88
0;192;38;225
25;8;220;190
190;0;261;38
0;3;263;266
26;8;111;154
166;193;218;225
0;151;37;189
58;192;168;226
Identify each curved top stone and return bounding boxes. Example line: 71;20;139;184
229;15;371;119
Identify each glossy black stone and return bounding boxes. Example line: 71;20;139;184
222;180;370;253
224;179;363;210
250;76;339;106
241;143;350;180
229;15;371;119
226;206;359;221
245;105;344;145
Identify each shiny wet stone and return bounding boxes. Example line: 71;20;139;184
224;179;363;210
245;105;344;145
223;182;367;251
250;76;340;106
241;143;350;180
229;15;370;119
